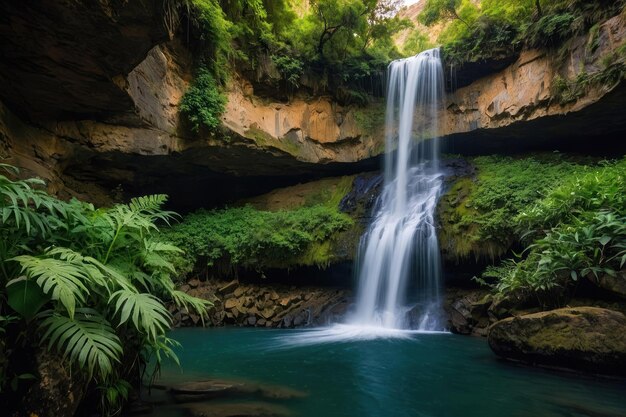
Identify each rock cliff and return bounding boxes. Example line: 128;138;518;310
0;3;624;206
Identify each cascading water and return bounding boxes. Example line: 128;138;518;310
351;48;445;331
280;49;446;345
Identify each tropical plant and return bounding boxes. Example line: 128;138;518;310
473;157;626;304
0;165;210;415
162;204;354;275
180;68;227;134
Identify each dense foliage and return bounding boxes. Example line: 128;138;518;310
415;0;626;66
179;68;226;133
448;156;626;305
163;204;353;275
492;159;625;301
178;0;411;132
438;154;581;260
0;165;209;415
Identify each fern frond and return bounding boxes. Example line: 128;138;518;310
129;195;168;212
12;254;91;318
110;290;171;341
129;195;178;225
40;308;123;379
170;290;211;325
142;239;182;273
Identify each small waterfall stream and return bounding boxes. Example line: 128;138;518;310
282;49;446;344
351;49;445;331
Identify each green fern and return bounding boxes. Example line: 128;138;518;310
40;309;123;379
1;164;208;415
12;255;90;319
110;290;171;342
170;290;212;325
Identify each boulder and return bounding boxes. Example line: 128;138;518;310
224;298;239;310
20;350;85;417
588;271;626;299
171;380;240;403
445;292;492;336
218;280;239;296
488;307;626;375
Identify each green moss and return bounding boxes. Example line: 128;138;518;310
163;205;354;275
163;176;359;275
302;176;355;209
474;157;626;304
244;127;302;157
438;154;585;262
353;103;385;134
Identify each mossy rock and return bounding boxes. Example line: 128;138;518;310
488;307;626;375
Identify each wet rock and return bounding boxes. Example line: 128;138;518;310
488;307;626;375
171;380;241;403
588;271;626;299
126;400;153;415
444;290;492;336
218;281;238;296
261;308;275;320
20;350;84;417
224;298;239;310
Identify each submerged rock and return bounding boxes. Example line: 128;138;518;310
169;379;307;404
183;402;291;417
488;307;626;375
171;380;242;402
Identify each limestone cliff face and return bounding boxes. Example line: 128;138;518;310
0;2;624;206
443;14;626;145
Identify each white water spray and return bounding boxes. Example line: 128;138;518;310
350;48;445;331
280;49;446;345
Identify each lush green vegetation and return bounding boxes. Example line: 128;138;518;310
438;154;582;260
415;0;626;66
178;0;411;132
491;159;625;302
179;68;226;133
163;204;353;275
448;156;626;305
0;165;209;415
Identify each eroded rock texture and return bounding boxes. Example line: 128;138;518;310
488;307;626;375
0;3;624;208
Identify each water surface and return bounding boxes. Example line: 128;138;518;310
150;328;626;417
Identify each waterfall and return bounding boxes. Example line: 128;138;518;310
351;48;445;330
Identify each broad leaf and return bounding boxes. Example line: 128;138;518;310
40;309;123;379
6;276;50;320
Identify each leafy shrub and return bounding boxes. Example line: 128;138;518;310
163;205;353;274
517;159;625;230
180;68;227;134
525;13;576;48
0;165;209;415
443;15;520;66
272;54;304;88
476;157;626;302
418;0;625;66
438;154;581;260
494;210;626;300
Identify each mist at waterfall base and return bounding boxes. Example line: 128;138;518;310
284;50;446;344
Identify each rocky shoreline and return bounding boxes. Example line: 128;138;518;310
173;278;351;329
